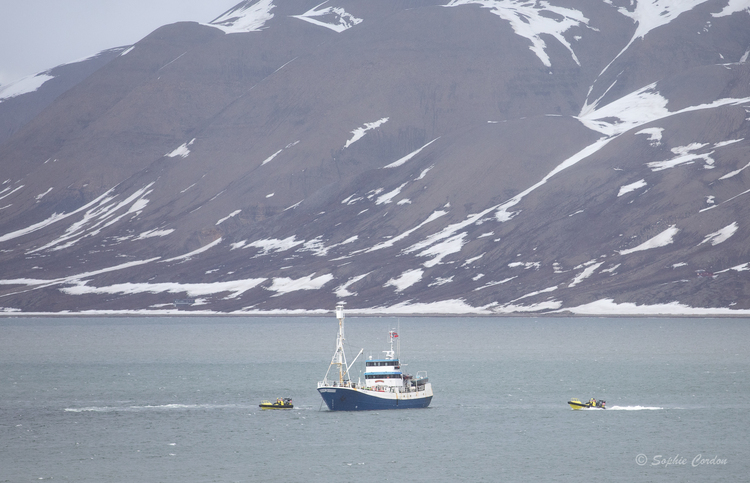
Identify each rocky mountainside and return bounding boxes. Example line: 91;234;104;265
1;0;750;315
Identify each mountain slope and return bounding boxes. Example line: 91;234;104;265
1;0;749;315
0;47;126;146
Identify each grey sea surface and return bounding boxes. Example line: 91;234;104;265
1;316;748;482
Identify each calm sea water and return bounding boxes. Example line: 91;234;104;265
1;316;748;482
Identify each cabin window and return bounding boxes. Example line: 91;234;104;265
365;374;402;379
366;361;400;367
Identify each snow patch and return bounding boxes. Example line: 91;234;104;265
62;277;266;300
26;183;155;253
418;232;467;267
562;298;750;316
590;0;711;84
341;193;362;205
208;0;275;33
334;273;369;297
618;179;647;197
0;74;54;102
699;222;738;246
344;118;388;148
408;206;494;255
484;89;748;242
368;299;486;314
367;210;447;252
0;183;24;202
581;82;750;134
579;83;669;135
508;261;540;270
495;137;612;222
162;238;222;263
635;127;664;146
474;276;517;291
261;140;299;166
618;225;678;255
601;263;620;274
0;258;161;296
262;149;283;165
385;269;424;292
463;253;484;266
235;236;304;255
428;276;454;287
268;273;334;296
292;4;363;32
700;186;750;213
712;0;750;17
299;237;329;256
216;210;241;225
569;261;604;287
713;138;743;148
509;285;558;303
415;166;434;180
166;138;195;158
716;262;750;273
719;159;750;180
445;0;592;67
494;300;563;313
376;183;408;205
384;138;439;168
647;143;714;171
135;228;174;240
35;188;53;201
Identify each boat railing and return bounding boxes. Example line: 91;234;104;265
364;383;428;394
318;380;356;389
318;379;429;394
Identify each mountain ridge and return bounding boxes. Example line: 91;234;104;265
1;0;749;315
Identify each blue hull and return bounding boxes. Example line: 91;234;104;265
318;387;432;411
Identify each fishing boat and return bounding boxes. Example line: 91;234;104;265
568;398;606;409
259;397;293;409
317;303;433;411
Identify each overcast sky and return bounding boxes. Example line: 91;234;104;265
0;0;240;86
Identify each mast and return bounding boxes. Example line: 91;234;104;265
385;328;398;360
328;302;348;385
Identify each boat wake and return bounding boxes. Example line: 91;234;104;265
607;405;663;411
64;403;248;412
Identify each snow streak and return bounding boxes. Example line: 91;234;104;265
618;226;679;255
166;138;195;158
0;74;54;102
384;138;439;168
208;0;275;33
445;0;592;67
344;118;388;148
292;4;363;32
